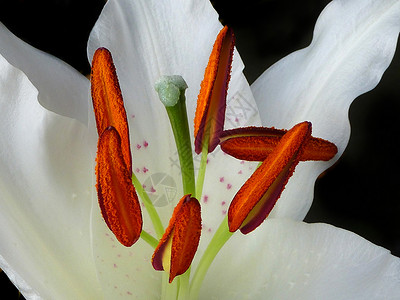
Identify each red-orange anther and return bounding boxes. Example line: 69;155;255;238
91;47;132;173
228;122;312;234
152;195;201;283
194;26;235;154
96;127;142;247
220;126;337;162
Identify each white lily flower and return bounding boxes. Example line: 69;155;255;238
0;0;399;299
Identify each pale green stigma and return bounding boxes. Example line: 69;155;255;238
155;75;188;107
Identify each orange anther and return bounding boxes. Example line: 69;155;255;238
152;195;201;283
96;127;142;247
228;122;312;234
220;126;337;162
91;48;132;173
194;26;235;154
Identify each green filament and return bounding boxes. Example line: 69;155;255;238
140;230;158;248
132;172;164;239
189;216;233;298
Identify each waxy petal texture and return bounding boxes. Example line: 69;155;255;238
0;22;89;124
194;26;235;154
251;0;400;220
228;122;311;233
96;127;142;247
91;47;132;172
220;126;337;162
202;219;400;300
0;54;102;299
152;195;201;283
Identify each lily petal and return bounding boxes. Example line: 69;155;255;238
251;0;400;220
0;54;102;298
202;218;400;299
0;22;89;124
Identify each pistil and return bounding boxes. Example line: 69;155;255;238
155;76;195;196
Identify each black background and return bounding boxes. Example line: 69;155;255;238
1;0;399;298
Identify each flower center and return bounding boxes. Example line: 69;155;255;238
90;27;338;300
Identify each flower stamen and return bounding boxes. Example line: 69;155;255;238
91;48;143;246
91;47;132;173
96;127;142;246
228;122;312;234
152;195;201;283
194;26;235;154
220;126;337;161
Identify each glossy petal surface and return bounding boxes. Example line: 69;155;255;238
0;54;102;299
0;22;89;124
251;0;400;220
202;218;400;299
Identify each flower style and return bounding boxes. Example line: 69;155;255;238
0;0;400;299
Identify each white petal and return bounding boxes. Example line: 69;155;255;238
0;22;89;124
88;0;261;295
90;200;161;299
202;219;400;300
251;0;400;220
0;54;102;299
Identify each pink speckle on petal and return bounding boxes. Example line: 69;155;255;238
143;167;149;173
222;210;227;215
136;144;142;150
227;184;232;190
238;170;243;174
203;195;209;203
221;201;226;206
150;186;156;193
127;291;132;295
240;160;245;164
135;168;140;173
219;177;224;183
143;141;149;148
114;264;118;268
208;228;212;232
235;117;239;123
131;114;135;118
